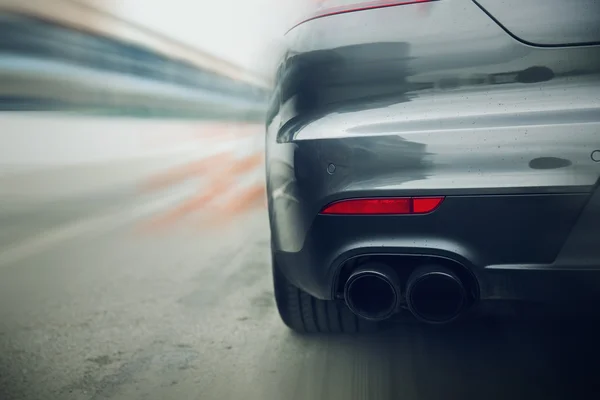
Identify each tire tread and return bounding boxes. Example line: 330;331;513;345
273;262;378;334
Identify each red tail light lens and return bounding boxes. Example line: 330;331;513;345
296;0;436;27
320;196;444;215
412;197;444;214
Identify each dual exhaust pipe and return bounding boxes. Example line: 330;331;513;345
344;262;469;324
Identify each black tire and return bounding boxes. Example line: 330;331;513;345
272;260;379;333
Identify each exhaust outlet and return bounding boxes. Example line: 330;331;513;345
344;263;401;321
406;265;467;324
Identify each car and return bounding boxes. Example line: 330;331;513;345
265;0;600;333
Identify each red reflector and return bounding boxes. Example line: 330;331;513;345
412;197;444;214
320;196;444;215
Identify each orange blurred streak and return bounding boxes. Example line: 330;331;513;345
197;183;267;230
142;176;233;230
140;151;265;230
219;183;266;214
140;152;234;191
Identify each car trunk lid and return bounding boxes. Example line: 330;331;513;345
474;0;600;46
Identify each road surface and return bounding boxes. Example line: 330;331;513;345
1;194;599;400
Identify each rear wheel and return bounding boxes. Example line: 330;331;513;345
272;260;379;333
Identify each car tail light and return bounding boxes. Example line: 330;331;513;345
296;0;437;27
320;196;444;215
412;197;444;214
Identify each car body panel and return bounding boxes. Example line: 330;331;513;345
474;0;600;46
266;0;600;302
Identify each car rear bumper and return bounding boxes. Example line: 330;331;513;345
268;87;600;307
272;184;600;302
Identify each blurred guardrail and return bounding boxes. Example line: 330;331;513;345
0;12;269;120
0;0;272;85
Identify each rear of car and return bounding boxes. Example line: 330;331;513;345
266;0;600;332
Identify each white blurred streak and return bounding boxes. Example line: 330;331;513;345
0;0;272;86
0;113;261;200
68;0;299;78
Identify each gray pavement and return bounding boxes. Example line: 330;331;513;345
0;205;599;400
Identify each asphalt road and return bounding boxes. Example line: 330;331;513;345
1;204;600;400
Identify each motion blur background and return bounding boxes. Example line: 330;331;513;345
1;1;599;400
0;0;293;220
